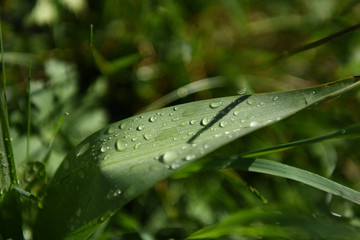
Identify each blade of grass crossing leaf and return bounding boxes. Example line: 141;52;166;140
0;19;17;188
34;77;360;240
241;124;360;158
220;157;360;205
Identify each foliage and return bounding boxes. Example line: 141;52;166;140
1;0;360;239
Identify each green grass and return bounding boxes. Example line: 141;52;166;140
1;1;360;239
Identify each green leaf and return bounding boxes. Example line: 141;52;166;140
34;77;360;239
205;157;360;205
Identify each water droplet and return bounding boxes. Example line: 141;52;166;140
115;139;127;151
173;106;179;111
107;126;115;134
250;121;261;127
161;151;178;163
113;189;122;197
169;163;180;169
143;133;151;140
209;101;222;109
272;96;279;101
101;145;110;152
184;154;195;161
219;121;227;128
149;116;156;122
134;143;141;149
247;99;254;105
312;91;316;94
140;115;145;119
189;119;197;125
201;117;210;126
131;137;137;142
233;111;240;116
341;129;346;134
180;121;188;126
237;88;247;95
137;125;144;131
171;117;180;122
119;123;126;129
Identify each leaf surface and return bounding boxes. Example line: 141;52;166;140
34;77;360;239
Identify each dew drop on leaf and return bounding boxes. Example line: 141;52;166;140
219;121;227;128
101;145;110;152
209;101;222;109
137;125;144;131
115;139;127;151
161;151;178;163
233;111;240;116
107;126;115;134
189;119;197;125
201;117;210;126
149;116;156;122
272;96;279;101
143;133;151;140
119;123;126;130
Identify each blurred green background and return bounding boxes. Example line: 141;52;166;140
1;0;360;239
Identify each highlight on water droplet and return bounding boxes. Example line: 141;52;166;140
173;106;179;111
272;96;279;101
209;101;222;109
161;151;178;163
137;125;144;131
201;117;210;126
115;139;127;151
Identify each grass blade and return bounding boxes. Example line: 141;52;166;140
34;77;360;239
210;157;360;205
0;19;17;188
241;124;360;158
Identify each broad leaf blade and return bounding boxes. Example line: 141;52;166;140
34;77;360;240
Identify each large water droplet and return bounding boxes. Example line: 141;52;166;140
149;116;156;122
219;121;227;128
247;99;254;105
115;139;127;151
161;151;178;163
189;119;197;125
119;123;126;130
201;117;210;126
143;133;151;140
107;126;115;135
101;145;110;152
237;88;247;95
209;101;222;109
